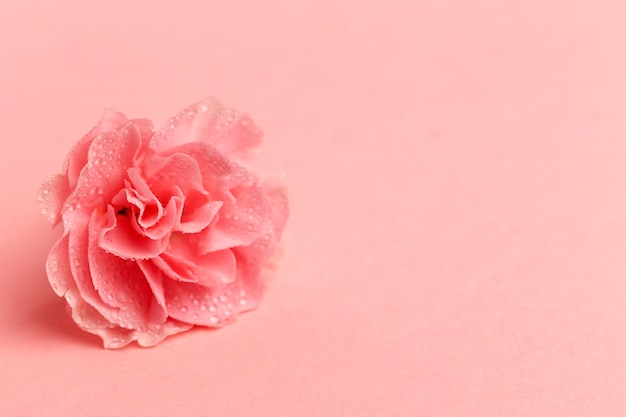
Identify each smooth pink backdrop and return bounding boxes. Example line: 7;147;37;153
1;0;626;415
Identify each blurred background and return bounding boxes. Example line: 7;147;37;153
1;1;626;415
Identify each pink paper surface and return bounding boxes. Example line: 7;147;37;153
1;0;626;415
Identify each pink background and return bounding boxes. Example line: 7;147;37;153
2;0;626;415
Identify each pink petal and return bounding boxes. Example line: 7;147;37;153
161;279;254;327
229;178;288;297
67;216;121;326
154;248;236;286
64;289;135;348
88;211;167;329
143;197;180;240
143;152;208;199
38;174;70;225
128;118;156;158
150;141;234;201
177;200;222;234
61;126;142;223
260;174;290;244
195;184;269;253
99;205;169;260
150;97;262;164
138;259;167;309
127;167;163;229
62;108;129;189
67;290;191;349
45;234;75;297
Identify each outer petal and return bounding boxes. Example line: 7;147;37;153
89;210;167;329
64;290;135;349
63;108;129;188
38;174;70;225
150;97;263;165
195;183;269;253
259;174;290;245
162;279;255;327
66;291;191;349
45;234;75;297
67;216;120;326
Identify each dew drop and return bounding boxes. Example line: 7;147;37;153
209;316;218;324
180;306;188;313
209;305;217;312
200;304;207;311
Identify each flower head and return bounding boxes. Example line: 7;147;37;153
38;98;288;348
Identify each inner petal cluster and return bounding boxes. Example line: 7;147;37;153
98;152;219;262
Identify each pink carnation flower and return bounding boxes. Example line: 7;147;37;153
38;98;288;348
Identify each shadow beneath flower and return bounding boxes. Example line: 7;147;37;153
2;216;100;349
29;292;102;348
